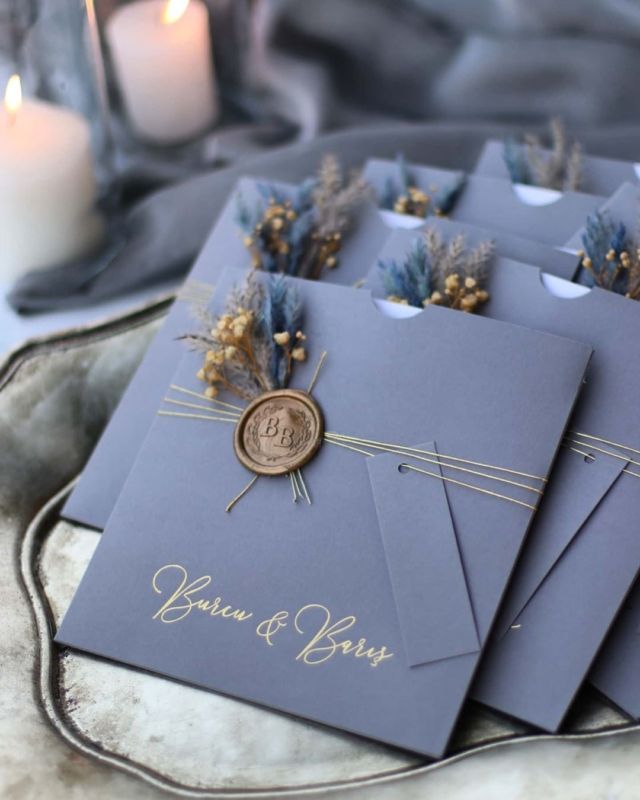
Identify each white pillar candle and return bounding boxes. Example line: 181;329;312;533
106;0;218;145
0;76;104;282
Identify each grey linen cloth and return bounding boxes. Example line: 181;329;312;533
8;0;640;311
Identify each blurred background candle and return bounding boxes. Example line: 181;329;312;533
0;75;104;282
106;0;218;145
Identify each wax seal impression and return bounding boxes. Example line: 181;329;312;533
234;389;324;476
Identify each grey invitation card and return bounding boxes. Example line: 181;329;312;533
364;228;640;731
475;139;640;197
468;262;640;731
364;158;605;247
56;267;591;757
590;580;640;719
63;176;389;531
565;182;640;252
364;218;580;292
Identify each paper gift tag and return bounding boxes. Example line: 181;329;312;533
367;442;479;667
56;266;591;757
475;139;640;198
63;176;390;531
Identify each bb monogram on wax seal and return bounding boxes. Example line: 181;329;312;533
166;270;542;513
234;389;324;476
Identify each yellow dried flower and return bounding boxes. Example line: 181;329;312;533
205;386;219;399
196;368;206;381
295;330;306;340
291;347;307;362
460;294;478;311
606;249;616;262
475;289;490;303
444;273;460;290
464;276;477;289
273;331;291;345
224;346;237;359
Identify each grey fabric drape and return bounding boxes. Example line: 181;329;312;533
8;0;640;312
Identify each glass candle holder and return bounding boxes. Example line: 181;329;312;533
0;0;111;281
93;0;257;182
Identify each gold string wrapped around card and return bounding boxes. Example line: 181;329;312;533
159;272;545;514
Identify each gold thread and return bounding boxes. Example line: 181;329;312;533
564;436;640;470
570;430;640;459
297;469;311;504
163;398;241;418
225;475;260;513
324;438;377;458
563;442;640;480
170;384;244;412
177;280;215;304
158;411;237;423
324;431;546;483
324;434;542;495
399;464;537;511
307;351;328;394
290;470;301;503
289;472;299;503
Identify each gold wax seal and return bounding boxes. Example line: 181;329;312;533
233;389;324;476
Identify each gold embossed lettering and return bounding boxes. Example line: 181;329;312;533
152;564;253;624
256;610;289;645
294;604;393;667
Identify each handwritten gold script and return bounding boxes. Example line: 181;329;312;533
256;610;289;645
294;604;394;668
152;564;253;624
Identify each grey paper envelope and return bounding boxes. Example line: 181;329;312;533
62;177;389;530
362;228;640;731
363;158;464;210
462;262;640;732
364;218;580;293
56;267;591;758
475;139;640;197
364;158;605;247
565;182;640;253
590;581;640;718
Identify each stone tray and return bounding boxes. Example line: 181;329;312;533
2;293;637;799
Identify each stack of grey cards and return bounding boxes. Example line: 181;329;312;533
58;146;640;756
58;266;590;757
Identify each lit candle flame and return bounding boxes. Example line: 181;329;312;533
4;74;22;126
162;0;190;24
